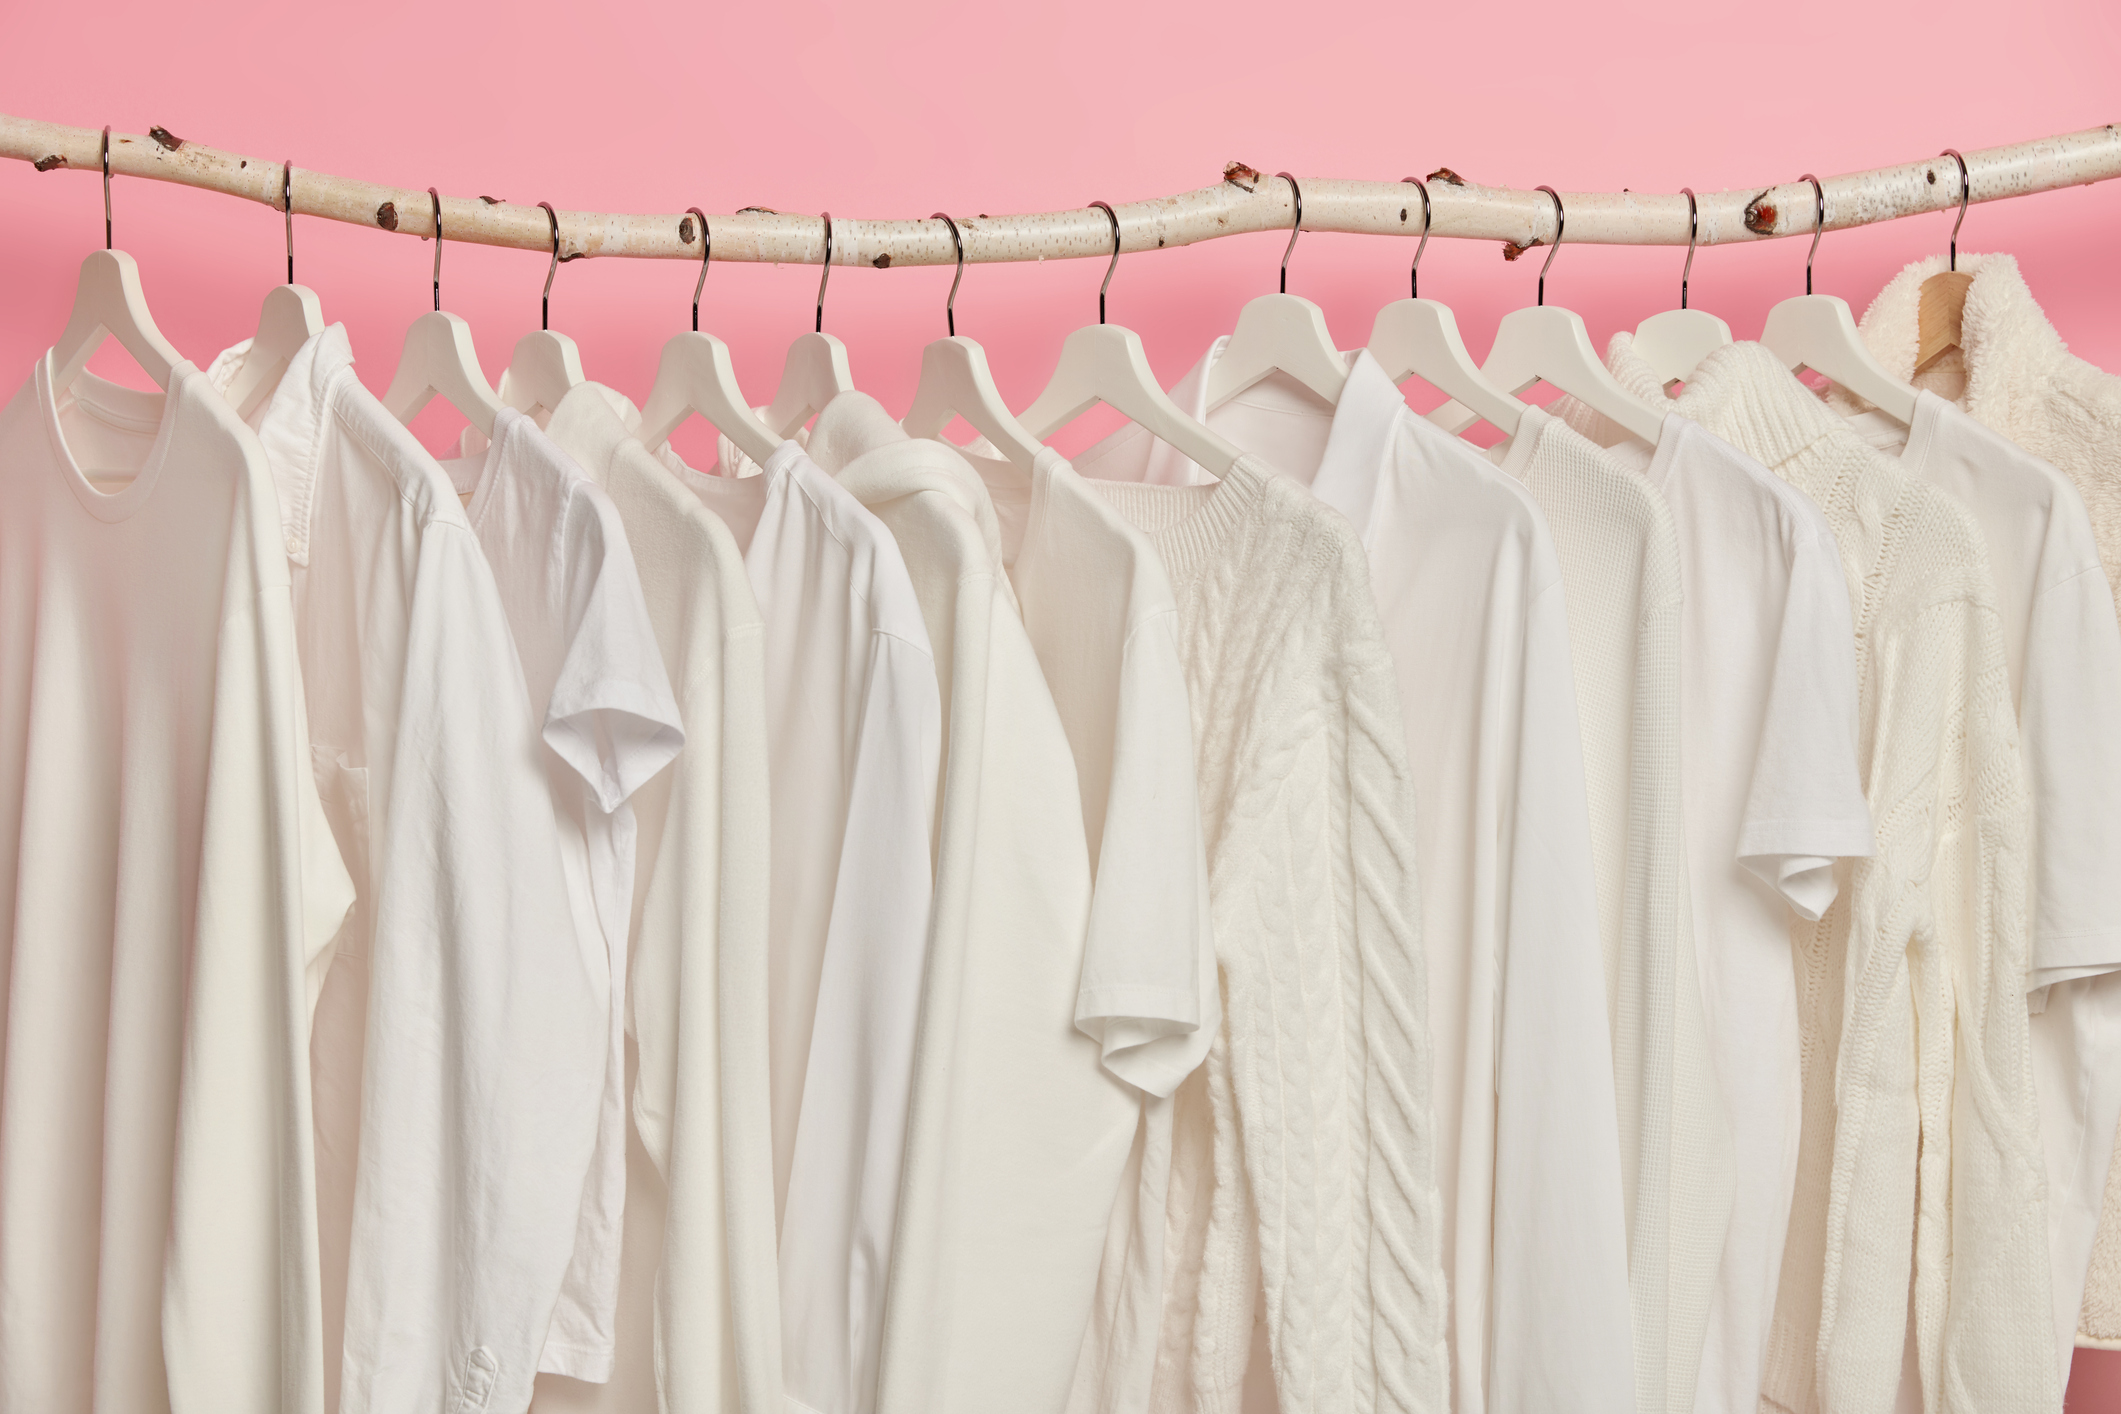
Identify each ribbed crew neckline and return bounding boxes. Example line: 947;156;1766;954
1087;453;1269;585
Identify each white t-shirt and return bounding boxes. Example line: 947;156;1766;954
538;384;782;1414
0;356;353;1414
1565;397;1875;1414
1490;406;1724;1414
447;410;686;1383
1845;390;2121;1387
809;394;1159;1414
685;438;939;1414
204;331;610;1414
1078;344;1633;1414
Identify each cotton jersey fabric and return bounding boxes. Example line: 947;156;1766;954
0;355;353;1414
203;330;610;1414
1557;377;1876;1414
1079;450;1444;1414
1638;342;2054;1414
1829;255;2121;1351
949;435;1219;1414
1079;344;1631;1414
444;408;686;1386
539;384;782;1414
808;394;1162;1414
684;437;939;1414
1486;406;1725;1414
1839;390;2121;1386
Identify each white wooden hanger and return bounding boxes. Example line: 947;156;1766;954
50;128;183;394
1630;188;1732;388
636;207;782;466
1201;174;1348;412
1432;186;1664;444
1364;175;1527;436
1759;174;1917;423
502;201;585;421
382;188;505;437
1019;202;1243;478
762;211;856;437
221;160;326;420
900;213;1046;470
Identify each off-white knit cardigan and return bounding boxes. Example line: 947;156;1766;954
1632;344;2053;1414
1829;255;2121;1349
1090;456;1444;1414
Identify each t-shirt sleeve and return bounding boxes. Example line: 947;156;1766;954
545;484;685;811
334;522;610;1414
1073;606;1218;1097
1737;523;1876;919
2020;563;2121;984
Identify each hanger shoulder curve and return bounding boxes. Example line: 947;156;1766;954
1365;297;1526;437
1021;323;1242;478
1203;293;1348;412
1630;307;1732;388
50;249;184;394
1759;293;1918;423
1470;305;1665;444
763;332;855;438
222;283;326;420
638;330;781;468
902;335;1045;469
504;329;585;421
382;310;503;438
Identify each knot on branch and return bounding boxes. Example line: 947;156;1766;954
1502;237;1545;261
33;154;66;172
1428;167;1470;187
375;201;399;232
1223;161;1261;192
1743;190;1778;234
148;126;182;152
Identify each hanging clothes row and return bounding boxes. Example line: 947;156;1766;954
3;158;2119;1414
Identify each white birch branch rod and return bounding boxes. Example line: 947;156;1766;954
2;114;2116;270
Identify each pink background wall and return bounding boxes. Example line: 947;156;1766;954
4;0;2118;1402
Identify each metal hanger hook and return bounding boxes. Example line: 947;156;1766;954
1679;187;1698;310
685;207;711;332
811;212;835;334
1534;185;1564;307
101;125;112;250
1399;176;1431;300
1277;172;1304;294
1940;149;1970;271
537;201;561;331
932;213;964;337
1801;174;1825;295
428;188;443;312
1090;201;1120;325
283;159;295;285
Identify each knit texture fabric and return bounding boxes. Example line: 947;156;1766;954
1493;409;1727;1414
1088;455;1444;1414
1644;343;2053;1414
1827;255;2121;1349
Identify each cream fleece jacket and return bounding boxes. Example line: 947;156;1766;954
1830;253;2121;1349
1608;344;2053;1414
1087;457;1445;1414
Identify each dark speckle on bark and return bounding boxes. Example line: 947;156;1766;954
376;201;399;232
872;253;891;269
148;126;182;151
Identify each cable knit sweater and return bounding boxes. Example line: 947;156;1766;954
1828;254;2121;1350
1086;455;1444;1414
1632;343;2052;1414
1491;408;1724;1414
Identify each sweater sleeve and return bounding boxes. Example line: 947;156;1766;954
1341;658;1448;1414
